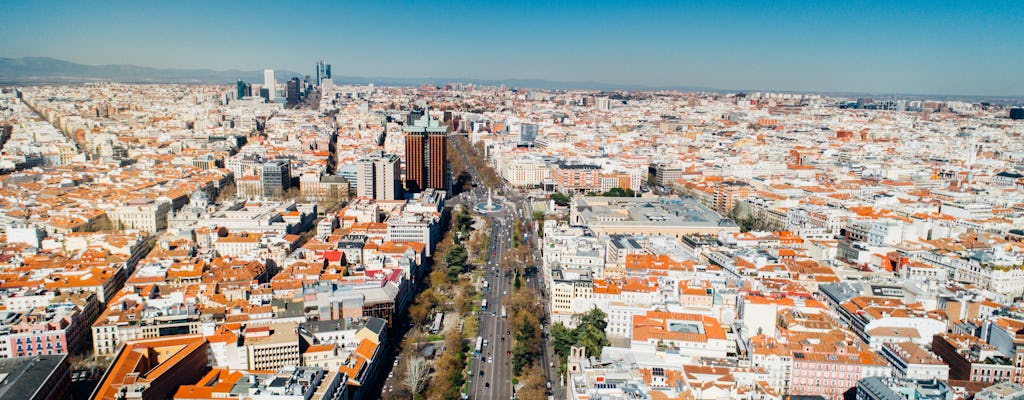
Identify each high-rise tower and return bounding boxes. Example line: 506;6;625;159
315;60;331;87
263;69;276;101
356;151;401;200
286;78;300;105
403;109;449;194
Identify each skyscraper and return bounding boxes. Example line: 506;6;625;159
315;62;322;86
404;133;425;193
236;80;246;100
403;110;449;193
286;78;300;105
315;60;331;87
263;69;276;101
356;151;401;200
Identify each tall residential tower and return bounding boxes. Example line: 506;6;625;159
356;151;401;200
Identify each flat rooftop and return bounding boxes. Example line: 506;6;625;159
0;355;65;400
573;196;736;228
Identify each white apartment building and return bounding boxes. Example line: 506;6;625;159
92;294;205;355
920;249;1024;295
213;233;263;257
879;342;949;381
108;199;172;233
602;301;652;339
550;268;595;327
385;213;438;256
356;151;400;200
499;156;550;187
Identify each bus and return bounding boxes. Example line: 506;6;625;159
501;306;507;318
474;336;483;355
481;299;488;310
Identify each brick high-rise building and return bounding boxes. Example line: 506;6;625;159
404;134;425;192
403;110;449;194
428;133;447;190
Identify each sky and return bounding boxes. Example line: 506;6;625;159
1;0;1022;96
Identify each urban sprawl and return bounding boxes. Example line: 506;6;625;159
1;65;1024;400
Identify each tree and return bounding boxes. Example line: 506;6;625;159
507;289;544;375
577;308;608;332
602;187;635;197
455;207;474;233
454;290;469;315
443;243;468;281
506;287;542;318
463;314;479;338
550;322;577;359
532;210;545;221
427;328;467;400
403;356;431;395
512;341;533;375
576;323;609;358
550;308;610;368
515;363;548;400
512;219;523;248
550;193;571;207
215;181;237;202
408;297;432;327
727;202;771;232
429;269;449;292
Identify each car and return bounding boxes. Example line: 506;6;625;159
485;382;490;388
481;356;486;362
388;372;394;378
480;370;485;377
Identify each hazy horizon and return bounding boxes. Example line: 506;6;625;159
2;1;1022;96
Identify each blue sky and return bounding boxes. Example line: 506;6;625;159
1;0;1022;96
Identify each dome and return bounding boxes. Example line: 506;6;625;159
189;189;209;209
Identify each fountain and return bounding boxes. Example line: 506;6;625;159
474;188;504;213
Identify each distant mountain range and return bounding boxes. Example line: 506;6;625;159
0;57;303;85
2;57;1019;102
0;57;714;92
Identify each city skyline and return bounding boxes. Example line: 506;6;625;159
1;1;1022;96
3;2;1024;399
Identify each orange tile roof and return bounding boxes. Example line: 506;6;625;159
632;311;726;343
